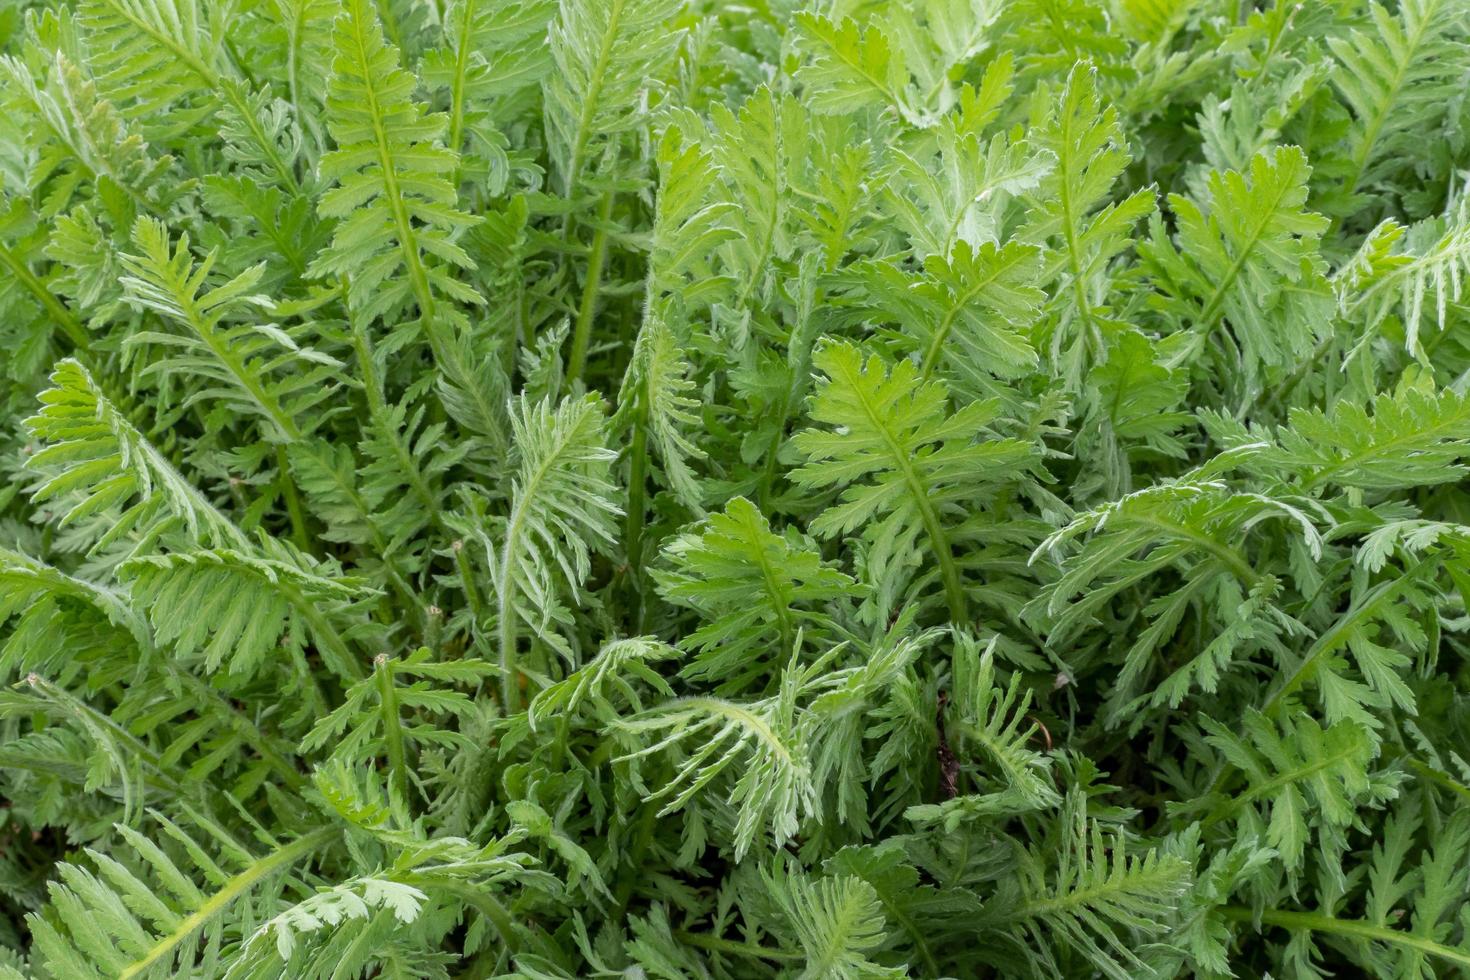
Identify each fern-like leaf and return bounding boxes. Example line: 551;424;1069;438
120;549;372;680
24;359;245;551
794;14;919;125
615;682;814;860
527;635;677;730
1266;373;1470;492
27;812;336;980
118;218;339;443
907;634;1059;828
308;0;482;329
791;341;1037;622
1197;711;1379;873
542;0;684;192
1023;65;1156;386
655;496;858;690
1328;0;1469;204
984;793;1193;980
768;866;904;979
489;394;620;708
1145;145;1331;377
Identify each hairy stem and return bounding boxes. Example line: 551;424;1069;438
375;654;412;823
673;930;802;962
566;191;615;388
1220;906;1470;969
623;391;649;628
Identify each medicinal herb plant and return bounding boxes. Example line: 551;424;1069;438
2;0;1470;975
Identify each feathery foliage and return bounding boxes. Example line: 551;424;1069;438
5;0;1470;976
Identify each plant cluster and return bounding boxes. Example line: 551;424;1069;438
3;0;1470;976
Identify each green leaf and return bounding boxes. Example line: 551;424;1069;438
791;341;1037;622
25;359;246;550
1146;145;1331;375
794;14;915;123
767;866;904;979
120;549;372;679
489;394;620;708
1268;373;1470;491
29;814;336;980
308;0;481;327
655;496;859;690
983;793;1193;980
1200;710;1378;872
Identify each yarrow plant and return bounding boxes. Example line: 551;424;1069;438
2;0;1470;975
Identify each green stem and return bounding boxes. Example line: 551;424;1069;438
437;883;519;955
612;798;658;920
446;0;478;159
375;654;412;823
276;447;313;552
0;244;92;351
624;396;649;629
1403;755;1470;803
547;712;573;774
753;539;796;656
496;488;534;713
918;484;966;621
453;539;489;653
673;930;802;962
755;426;786;513
497;569;522;713
281;581;365;681
1219;906;1470;969
869;879;939;976
553;0;623;377
566;191;615;388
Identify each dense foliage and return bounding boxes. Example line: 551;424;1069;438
2;0;1470;975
